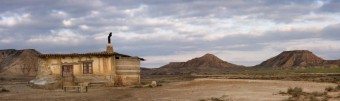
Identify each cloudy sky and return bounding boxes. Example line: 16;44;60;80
1;0;340;68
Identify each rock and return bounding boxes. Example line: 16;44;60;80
29;59;62;89
29;64;61;89
150;81;157;88
29;76;61;89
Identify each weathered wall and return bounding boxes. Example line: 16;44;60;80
73;56;114;85
42;57;113;74
40;56;115;84
115;57;140;86
36;55;141;87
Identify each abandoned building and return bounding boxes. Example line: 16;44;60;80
30;33;144;88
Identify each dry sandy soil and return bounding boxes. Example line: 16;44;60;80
0;79;338;101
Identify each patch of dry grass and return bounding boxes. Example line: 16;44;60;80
0;86;10;93
280;87;335;101
199;95;233;101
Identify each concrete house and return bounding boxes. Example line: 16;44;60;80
30;33;144;88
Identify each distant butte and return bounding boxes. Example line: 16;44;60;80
255;50;340;69
153;53;244;75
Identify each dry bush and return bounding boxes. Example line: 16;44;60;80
0;87;10;93
199;95;232;101
310;91;327;96
287;87;303;97
325;86;335;92
282;87;329;101
336;85;340;90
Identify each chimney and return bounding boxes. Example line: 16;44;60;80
106;32;114;53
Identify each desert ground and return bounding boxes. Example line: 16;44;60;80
1;78;339;101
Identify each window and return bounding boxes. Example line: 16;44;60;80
83;62;93;74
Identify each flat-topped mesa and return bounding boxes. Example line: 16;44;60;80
255;50;325;69
106;32;114;53
282;50;312;53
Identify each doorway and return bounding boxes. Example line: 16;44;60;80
62;65;73;77
62;65;74;86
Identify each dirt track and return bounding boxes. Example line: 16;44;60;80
0;79;338;101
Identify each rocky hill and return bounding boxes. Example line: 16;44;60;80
255;50;339;69
152;53;244;75
0;49;40;76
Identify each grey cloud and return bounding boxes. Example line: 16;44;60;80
1;0;340;68
0;0;325;37
321;23;340;40
127;0;321;22
320;0;340;12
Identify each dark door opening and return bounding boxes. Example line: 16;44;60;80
62;65;73;77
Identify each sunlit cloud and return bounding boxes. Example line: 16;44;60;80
28;29;86;45
0;12;30;27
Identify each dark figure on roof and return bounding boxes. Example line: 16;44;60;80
108;32;112;44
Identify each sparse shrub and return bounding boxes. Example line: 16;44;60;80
282;87;331;101
287;87;303;97
282;97;298;101
310;95;329;101
321;97;329;101
310;91;327;96
336;85;340;90
199;95;232;101
278;90;287;95
325;86;335;92
308;96;318;101
0;88;10;93
209;97;224;101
